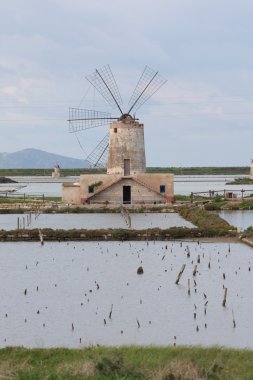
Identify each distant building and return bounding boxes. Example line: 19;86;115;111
250;160;253;180
52;164;61;179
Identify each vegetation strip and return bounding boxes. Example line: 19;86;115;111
226;177;253;185
0;166;250;176
204;199;253;211
0;225;237;242
0;346;253;379
178;205;234;232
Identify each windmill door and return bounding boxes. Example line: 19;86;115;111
124;159;130;176
123;186;131;204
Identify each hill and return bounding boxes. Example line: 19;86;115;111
0;148;88;169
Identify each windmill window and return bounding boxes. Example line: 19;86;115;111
114;128;117;133
160;185;165;193
88;185;94;193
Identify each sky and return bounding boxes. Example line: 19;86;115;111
0;0;253;167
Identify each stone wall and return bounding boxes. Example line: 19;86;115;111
62;173;174;205
90;177;166;204
136;173;174;201
62;183;80;204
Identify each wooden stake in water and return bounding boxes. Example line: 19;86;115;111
39;230;44;246
232;309;236;328
193;265;197;277
175;264;186;285
188;279;190;295
222;287;227;307
17;217;19;230
109;304;113;319
197;255;200;263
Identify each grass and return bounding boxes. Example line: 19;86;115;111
205;199;253;211
0;346;253;379
0;226;221;242
0;196;61;204
226;177;253;185
179;205;234;234
174;194;208;202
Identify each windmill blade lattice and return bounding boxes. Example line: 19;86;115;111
128;66;167;114
68;108;112;133
86;133;109;168
86;65;123;114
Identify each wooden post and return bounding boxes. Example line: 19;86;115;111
188;279;190;295
222;287;227;307
17;217;19;230
23;217;25;229
232;309;236;328
193;265;197;277
39;230;44;245
109;304;113;319
197;255;200;263
175;264;186;285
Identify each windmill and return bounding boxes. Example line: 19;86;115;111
68;65;167;169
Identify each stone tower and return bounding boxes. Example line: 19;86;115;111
107;115;146;175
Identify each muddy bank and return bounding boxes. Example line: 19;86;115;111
0;176;17;184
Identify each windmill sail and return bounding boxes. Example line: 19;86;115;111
69;65;167;168
86;65;123;114
68;108;113;133
86;133;109;168
128;66;167;114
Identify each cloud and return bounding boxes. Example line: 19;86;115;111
0;0;252;165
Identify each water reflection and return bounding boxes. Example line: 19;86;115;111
0;241;252;348
217;210;253;231
0;213;195;231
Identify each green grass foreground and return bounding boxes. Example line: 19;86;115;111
0;346;253;379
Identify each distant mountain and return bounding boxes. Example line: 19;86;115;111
0;148;89;169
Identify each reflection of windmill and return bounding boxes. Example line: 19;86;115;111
68;65;167;168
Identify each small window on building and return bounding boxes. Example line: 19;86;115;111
160;185;165;193
88;185;94;193
114;128;117;133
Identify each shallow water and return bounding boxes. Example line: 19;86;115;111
0;213;195;230
217;210;253;231
1;175;252;197
0;240;252;348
